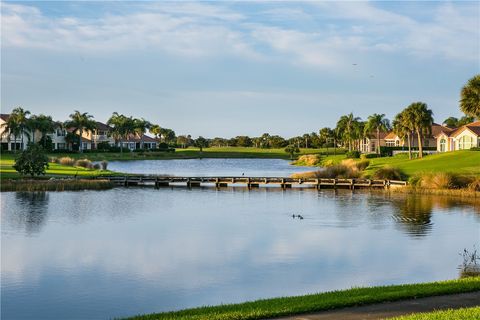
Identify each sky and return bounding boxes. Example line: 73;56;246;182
1;1;479;138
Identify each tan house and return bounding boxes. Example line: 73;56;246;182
436;121;480;152
381;123;452;150
359;132;389;153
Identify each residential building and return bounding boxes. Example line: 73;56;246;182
436;121;480;152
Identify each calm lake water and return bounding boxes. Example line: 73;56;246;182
1;160;479;320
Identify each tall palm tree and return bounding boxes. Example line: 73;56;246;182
107;112;127;153
11;107;31;150
393;112;412;159
460;75;480;118
336;113;361;151
149;124;161;140
27;114;55;146
364;113;391;154
0;114;20;152
134;118;151;149
404;102;433;158
64;110;96;153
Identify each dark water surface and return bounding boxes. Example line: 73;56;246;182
1;161;479;319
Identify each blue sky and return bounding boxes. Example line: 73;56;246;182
1;1;479;137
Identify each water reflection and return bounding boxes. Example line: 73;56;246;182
1;189;479;319
3;192;50;235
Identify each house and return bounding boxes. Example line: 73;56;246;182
380;123;452;151
0;114;37;151
118;133;158;150
47;125;68;150
436;121;480;152
81;121;115;149
359;132;389;153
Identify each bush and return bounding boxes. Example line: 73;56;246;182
356;160;370;171
100;160;108;170
59;157;75;166
49;156;58;163
75;159;93;169
292;154;320;166
468;177;480;191
470;147;480;151
346;150;360;159
13;145;50;177
364;153;380;158
373;166;406;180
93;163;101;170
414;172;470;190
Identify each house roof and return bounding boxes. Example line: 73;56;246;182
120;133;157;143
0;114;10;121
95;121;111;131
449;121;480;138
431;123;454;138
384;132;399;140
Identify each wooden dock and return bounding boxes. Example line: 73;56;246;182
101;176;407;189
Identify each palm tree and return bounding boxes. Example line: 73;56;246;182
134;118;151;149
404;102;433;158
302;133;310;148
364;113;391;154
11;107;31;150
27;114;55;147
460;75;480;118
442;117;459;128
0;114;20;152
393;112;413;159
64;110;96;153
336;113;361;151
149;124;161;140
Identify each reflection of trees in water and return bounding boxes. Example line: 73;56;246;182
391;195;434;238
9;192;50;235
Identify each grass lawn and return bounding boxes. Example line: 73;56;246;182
125;277;480;320
0;154;118;179
392;306;480;320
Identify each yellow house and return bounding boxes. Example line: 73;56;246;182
437;121;480;152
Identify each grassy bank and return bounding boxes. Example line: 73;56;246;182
393;306;480;320
125;277;480;320
1;178;114;192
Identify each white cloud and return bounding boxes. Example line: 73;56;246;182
1;1;478;67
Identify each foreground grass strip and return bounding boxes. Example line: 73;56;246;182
125;277;480;320
391;306;480;320
1;179;114;192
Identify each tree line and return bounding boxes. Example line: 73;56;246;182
2;75;479;156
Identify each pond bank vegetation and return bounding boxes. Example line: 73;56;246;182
1;178;114;192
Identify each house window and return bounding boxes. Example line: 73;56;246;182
57;129;66;136
440;139;446;152
82;142;89;150
459;135;474;150
395;140;400;146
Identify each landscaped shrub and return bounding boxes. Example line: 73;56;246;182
49;157;58;163
75;159;93;169
321;159;336;167
356;160;370;171
373;166;406;180
100;160;108;170
59;157;75;166
470;147;480;151
364;153;380;158
345;150;360;159
468;177;480;191
93;163;101;170
292;155;321;166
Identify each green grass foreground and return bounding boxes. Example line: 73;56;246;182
124;277;480;320
392;306;480;320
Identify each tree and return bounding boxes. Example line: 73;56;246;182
27;114;55;147
442;117;459;128
336;113;361;151
302;133;310;148
149;124;161;139
134;118;151;149
458;115;476;126
65;110;96;153
393;112;413;159
107;113;135;153
194;136;208;152
11;107;31;150
13;144;49;177
364;113;390;154
269;135;287;148
285;144;300;159
460;75;480;118
0;113;20;153
176;135;190;148
404;102;433;158
236;136;252;147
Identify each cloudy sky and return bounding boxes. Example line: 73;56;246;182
1;1;479;137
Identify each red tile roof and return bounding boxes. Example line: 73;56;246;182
0;114;10;121
449;121;480;138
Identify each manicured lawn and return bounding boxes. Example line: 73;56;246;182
392;306;480;320
0;154;118;179
365;151;480;177
125;277;480;320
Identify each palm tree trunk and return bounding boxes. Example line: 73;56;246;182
21;129;24;150
407;133;412;160
417;130;423;158
79;129;83;153
377;129;380;155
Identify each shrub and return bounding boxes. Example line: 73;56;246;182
49;157;58;163
292;155;321;166
416;172;469;190
470;147;480;151
356;160;370;171
468;177;480;191
100;160;108;170
13;144;49;177
364;153;380;159
373;166;406;180
75;159;93;169
346;150;360;159
59;157;75;166
321;159;336;167
93;163;101;170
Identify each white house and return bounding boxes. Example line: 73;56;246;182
436;121;480;152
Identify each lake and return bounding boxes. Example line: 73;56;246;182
1;159;479;319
